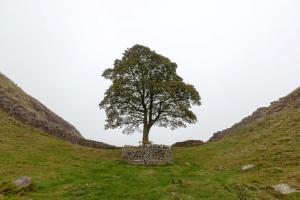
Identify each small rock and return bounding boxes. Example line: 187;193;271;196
242;164;254;171
13;176;32;190
272;184;298;195
184;162;191;166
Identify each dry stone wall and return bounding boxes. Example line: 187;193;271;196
172;140;204;147
122;145;172;166
209;87;300;142
0;75;116;149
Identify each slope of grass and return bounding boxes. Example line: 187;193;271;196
0;73;82;138
0;73;44;119
0;108;300;200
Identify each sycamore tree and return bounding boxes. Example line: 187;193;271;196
100;45;201;145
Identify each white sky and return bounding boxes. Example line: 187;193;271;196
0;0;300;146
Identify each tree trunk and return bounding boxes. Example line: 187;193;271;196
142;124;151;145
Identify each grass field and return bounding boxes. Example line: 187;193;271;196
0;108;300;200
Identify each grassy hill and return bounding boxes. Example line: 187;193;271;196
0;73;115;149
210;86;300;142
0;72;82;138
1;104;299;199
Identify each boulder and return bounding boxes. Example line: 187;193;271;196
12;176;32;190
0;176;33;195
272;184;298;195
242;164;255;171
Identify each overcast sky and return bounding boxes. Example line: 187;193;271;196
1;0;300;146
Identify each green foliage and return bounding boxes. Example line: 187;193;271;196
1;108;300;199
100;45;201;143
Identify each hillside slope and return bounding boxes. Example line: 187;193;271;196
1;95;299;199
209;87;300;142
0;72;115;149
0;72;82;138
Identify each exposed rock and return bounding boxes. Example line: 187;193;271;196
209;87;300;142
242;164;254;171
172;140;204;147
272;184;298;195
122;144;172;166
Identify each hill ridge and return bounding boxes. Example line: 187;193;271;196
209;86;300;141
0;72;115;149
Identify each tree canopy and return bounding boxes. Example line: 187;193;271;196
100;44;201;144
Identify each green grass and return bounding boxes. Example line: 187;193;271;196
0;108;300;200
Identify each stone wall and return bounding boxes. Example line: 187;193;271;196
0;74;116;149
122;145;172;166
209;86;300;142
172;140;204;147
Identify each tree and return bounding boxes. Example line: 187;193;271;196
100;45;201;145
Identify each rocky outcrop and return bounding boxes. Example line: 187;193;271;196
172;140;204;147
0;72;116;149
122;145;172;165
209;87;300;142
